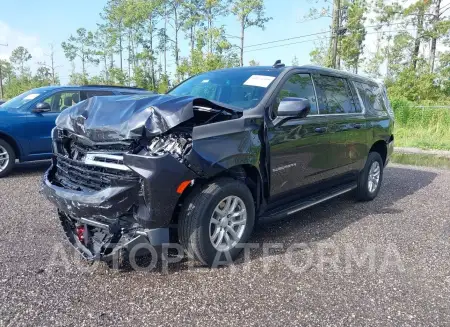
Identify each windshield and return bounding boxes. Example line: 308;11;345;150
168;69;280;110
0;89;50;111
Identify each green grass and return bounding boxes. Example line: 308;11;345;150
391;153;450;169
392;99;450;150
395;126;450;150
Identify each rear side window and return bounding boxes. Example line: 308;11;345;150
120;91;141;95
80;90;114;100
353;82;387;115
276;73;318;115
314;75;359;114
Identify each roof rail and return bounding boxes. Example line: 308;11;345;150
81;85;147;91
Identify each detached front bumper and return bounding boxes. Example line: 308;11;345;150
42;152;198;260
57;211;168;261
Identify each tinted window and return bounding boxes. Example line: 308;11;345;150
80;90;114;100
169;69;280;110
276;73;318;115
354;82;387;114
315;75;357;114
42;91;80;112
120;91;141;95
0;88;51;111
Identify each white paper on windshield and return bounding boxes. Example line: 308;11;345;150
243;75;276;88
201;79;209;83
24;94;40;100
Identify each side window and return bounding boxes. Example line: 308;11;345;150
354;82;387;115
41;91;80;112
120;91;139;95
80;90;114;100
275;73;318;115
314;75;357;114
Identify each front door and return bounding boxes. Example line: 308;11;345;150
268;73;330;197
26;91;81;157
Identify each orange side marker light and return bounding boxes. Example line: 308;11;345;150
176;180;191;194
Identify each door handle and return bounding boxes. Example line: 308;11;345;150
352;123;362;129
314;127;327;133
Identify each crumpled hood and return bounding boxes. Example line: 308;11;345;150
55;94;198;142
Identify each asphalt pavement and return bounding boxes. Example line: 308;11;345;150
0;162;449;326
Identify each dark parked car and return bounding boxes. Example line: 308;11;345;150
42;63;394;266
0;85;152;177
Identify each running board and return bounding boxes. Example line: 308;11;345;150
259;182;357;222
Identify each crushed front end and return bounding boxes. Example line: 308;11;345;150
43;129;198;260
41;95;213;261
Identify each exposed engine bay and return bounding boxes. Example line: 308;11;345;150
147;133;192;159
144;105;237;161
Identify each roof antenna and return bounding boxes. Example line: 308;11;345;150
273;59;285;68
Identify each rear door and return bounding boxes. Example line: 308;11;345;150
268;72;331;197
313;75;369;177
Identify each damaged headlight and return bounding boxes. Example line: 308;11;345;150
147;133;192;160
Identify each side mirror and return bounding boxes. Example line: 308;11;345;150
277;97;311;118
32;102;52;113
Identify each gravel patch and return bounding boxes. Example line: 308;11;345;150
0;162;449;326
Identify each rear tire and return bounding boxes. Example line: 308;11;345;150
355;152;384;201
0;139;15;178
178;178;255;267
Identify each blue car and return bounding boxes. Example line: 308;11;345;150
0;85;152;177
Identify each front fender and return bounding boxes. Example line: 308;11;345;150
186;117;264;178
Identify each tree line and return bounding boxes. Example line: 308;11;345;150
310;0;450;101
60;0;271;92
0;0;270;99
0;0;449;103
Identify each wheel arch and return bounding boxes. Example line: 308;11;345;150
170;163;263;225
0;131;21;160
369;140;388;165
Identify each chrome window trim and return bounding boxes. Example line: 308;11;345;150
305;112;365;118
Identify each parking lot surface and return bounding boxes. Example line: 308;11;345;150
0;162;449;326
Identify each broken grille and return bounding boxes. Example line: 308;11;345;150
55;155;139;191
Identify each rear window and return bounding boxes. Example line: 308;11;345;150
80;90;114;100
353;82;388;115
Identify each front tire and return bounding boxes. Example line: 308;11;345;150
355;152;384;201
178;178;255;266
0;139;15;178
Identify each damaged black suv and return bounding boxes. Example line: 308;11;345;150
42;63;394;266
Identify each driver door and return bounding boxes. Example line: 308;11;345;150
26;91;80;158
268;73;331;198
